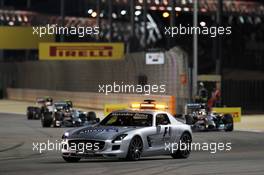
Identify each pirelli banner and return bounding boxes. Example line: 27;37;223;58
39;43;124;60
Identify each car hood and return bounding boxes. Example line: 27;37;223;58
68;125;139;140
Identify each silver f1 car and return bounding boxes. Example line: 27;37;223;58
61;104;192;162
184;103;234;132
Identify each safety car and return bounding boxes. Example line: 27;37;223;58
61;100;192;162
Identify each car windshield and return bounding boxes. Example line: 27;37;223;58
100;112;153;127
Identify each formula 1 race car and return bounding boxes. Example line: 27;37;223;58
27;97;53;120
61;100;192;162
41;100;100;127
184;103;234;132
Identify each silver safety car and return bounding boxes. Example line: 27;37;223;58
61;100;192;162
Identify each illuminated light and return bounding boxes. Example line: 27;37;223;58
18;15;22;22
135;10;141;16
100;12;104;17
91;12;97;18
23;16;28;22
183;7;190;12
175;7;182;12
120;10;127;15
201;8;207;13
131;103;141;108
112;13;117;19
162;12;170;18
131;101;168;110
154;0;159;5
155;104;168;110
150;6;157;10
167;7;172;11
141;104;155;108
182;0;187;5
200;21;206;26
159;6;166;11
239;16;244;24
135;6;142;10
87;9;93;14
163;0;168;5
8;21;14;26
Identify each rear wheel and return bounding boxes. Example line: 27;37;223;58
27;113;33;120
171;132;192;159
223;114;233;132
126;136;143;161
62;156;81;163
41;113;53;127
185;115;194;125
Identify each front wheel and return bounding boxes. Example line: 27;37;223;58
171;132;192;159
126;136;143;161
62;156;81;163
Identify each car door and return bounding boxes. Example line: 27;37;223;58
156;113;172;144
146;113;172;154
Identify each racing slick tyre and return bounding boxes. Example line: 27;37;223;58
62;156;81;163
185;115;194;125
27;107;36;120
87;111;97;121
27;113;33;120
223;114;234;132
126;136;143;161
41;113;53;127
171;132;192;159
53;113;61;128
35;108;41;120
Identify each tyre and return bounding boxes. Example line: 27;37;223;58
223;114;234;132
62;156;81;163
185;115;194;125
87;111;97;121
27;113;33;120
53;113;61;128
171;132;192;159
41;113;53;127
27;107;35;120
126;136;143;161
35;108;41;119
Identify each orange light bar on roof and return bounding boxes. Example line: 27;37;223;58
131;102;168;110
131;103;141;108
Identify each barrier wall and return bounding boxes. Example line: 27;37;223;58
1;47;189;113
7;88;175;114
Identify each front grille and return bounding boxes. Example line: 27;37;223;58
68;140;105;151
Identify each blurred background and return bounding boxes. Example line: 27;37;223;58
0;0;263;114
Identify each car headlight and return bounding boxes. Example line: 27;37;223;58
112;134;127;143
62;132;70;139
